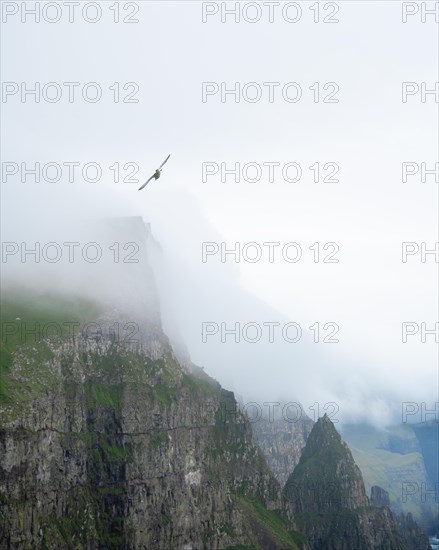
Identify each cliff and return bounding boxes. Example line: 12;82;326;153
0;218;307;549
0;217;433;549
342;422;438;534
0;330;306;548
252;410;314;489
283;415;431;550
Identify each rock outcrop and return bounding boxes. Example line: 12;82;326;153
252;409;314;488
371;485;391;507
283;415;431;550
396;512;433;550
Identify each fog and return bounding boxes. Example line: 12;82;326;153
1;1;438;427
2;180;437;427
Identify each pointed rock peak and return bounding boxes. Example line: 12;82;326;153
316;412;334;425
302;413;343;453
284;412;369;513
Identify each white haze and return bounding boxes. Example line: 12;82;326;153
1;1;438;426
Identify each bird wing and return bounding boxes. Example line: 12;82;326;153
138;174;155;191
159;154;171;170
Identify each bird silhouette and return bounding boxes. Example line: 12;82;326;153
138;154;171;191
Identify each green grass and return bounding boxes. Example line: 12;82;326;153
240;497;302;549
181;372;218;396
105;444;130;460
219;522;236;537
84;381;125;410
0;290;100;407
161;512;171;526
349;447;428;512
0;289;308;549
1;290;100;352
154;382;174;407
0;340;56;409
150;431;168;448
342;424;437;524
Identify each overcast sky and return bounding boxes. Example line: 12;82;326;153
1;1;438;426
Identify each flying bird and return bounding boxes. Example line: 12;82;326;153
138;154;171;191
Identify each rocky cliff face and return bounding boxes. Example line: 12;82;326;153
371;487;432;549
396;512;432;549
252;411;314;489
0;217;433;549
1;331;306;549
283;415;431;550
283;414;369;515
0;218;308;549
371;485;391;507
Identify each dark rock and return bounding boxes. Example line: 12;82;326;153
283;415;431;550
370;485;391;507
0;218;309;550
252;407;314;488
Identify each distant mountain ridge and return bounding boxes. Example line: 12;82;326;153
341;422;438;534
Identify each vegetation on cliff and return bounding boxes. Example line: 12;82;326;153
0;291;306;549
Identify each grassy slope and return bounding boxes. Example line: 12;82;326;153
342;424;437;525
0;289;100;406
